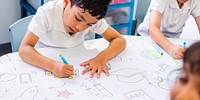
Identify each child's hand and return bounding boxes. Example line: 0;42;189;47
80;57;109;78
52;62;74;78
167;45;185;59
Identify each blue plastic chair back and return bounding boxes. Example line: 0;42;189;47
9;15;33;52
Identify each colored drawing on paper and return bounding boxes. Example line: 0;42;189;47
140;49;162;60
57;89;73;99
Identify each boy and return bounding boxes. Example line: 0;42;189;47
138;0;200;59
170;41;200;100
19;0;126;78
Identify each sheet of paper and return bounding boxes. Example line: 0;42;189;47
0;37;186;100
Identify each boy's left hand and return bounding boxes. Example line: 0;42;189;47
80;57;109;78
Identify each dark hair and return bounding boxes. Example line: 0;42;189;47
70;0;111;19
183;41;200;74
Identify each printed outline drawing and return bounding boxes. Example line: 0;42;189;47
110;68;147;83
19;73;32;84
6;55;16;70
81;77;113;98
124;89;153;100
157;78;174;90
86;87;104;98
93;83;113;97
57;89;73;99
0;73;17;82
81;79;103;98
154;76;175;91
15;86;38;100
48;82;67;89
155;63;171;75
156;63;171;74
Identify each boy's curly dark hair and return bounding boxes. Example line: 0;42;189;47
184;41;200;74
70;0;112;19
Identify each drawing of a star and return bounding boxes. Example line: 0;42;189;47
57;89;73;98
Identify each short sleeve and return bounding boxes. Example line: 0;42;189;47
191;0;200;17
89;18;109;35
149;0;167;14
27;7;49;38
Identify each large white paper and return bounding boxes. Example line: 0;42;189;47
0;36;196;100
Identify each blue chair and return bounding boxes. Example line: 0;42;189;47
134;0;151;36
9;15;34;52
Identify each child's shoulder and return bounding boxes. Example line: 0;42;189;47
39;0;61;11
151;0;169;6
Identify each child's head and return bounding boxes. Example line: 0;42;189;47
63;0;111;34
170;41;200;100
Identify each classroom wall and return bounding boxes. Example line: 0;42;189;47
0;0;21;44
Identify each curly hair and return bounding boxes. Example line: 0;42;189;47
183;41;200;74
70;0;112;19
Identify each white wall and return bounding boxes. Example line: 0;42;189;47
0;0;21;44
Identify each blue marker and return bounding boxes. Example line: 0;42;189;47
183;41;187;49
152;43;164;55
58;54;69;64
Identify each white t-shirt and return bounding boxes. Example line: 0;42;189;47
138;0;200;38
28;0;108;48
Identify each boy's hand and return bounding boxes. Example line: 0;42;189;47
80;57;109;78
52;62;74;78
167;45;185;59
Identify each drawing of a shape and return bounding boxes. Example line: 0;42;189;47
158;63;170;72
57;89;73;99
111;68;144;83
19;73;32;84
48;82;66;89
140;49;162;60
93;83;113;97
0;73;16;82
86;87;104;98
124;89;153;100
15;86;38;100
158;79;174;90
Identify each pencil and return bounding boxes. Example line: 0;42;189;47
183;41;186;49
152;43;164;55
58;54;69;64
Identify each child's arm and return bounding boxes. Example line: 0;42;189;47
80;26;126;78
195;16;200;34
19;31;74;77
149;10;185;59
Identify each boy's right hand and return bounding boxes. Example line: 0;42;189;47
167;45;185;59
52;62;74;78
